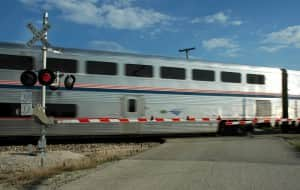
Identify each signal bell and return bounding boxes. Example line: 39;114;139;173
64;75;76;90
20;70;37;86
38;69;55;86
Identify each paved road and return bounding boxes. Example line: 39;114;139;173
55;136;300;190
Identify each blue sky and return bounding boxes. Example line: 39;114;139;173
0;0;300;70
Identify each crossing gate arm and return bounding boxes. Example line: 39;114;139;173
54;117;220;134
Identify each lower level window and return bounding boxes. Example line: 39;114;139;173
46;104;77;117
0;103;21;117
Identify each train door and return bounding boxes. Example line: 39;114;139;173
256;100;271;117
121;95;145;118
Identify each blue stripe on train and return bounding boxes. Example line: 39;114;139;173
0;84;293;99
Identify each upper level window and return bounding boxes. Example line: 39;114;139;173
47;58;77;73
86;61;117;75
247;74;265;85
160;66;186;80
0;54;33;70
125;64;153;78
221;71;241;83
192;69;215;81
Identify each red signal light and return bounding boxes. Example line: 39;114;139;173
38;69;55;86
42;72;51;82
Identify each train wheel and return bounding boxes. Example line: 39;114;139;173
217;121;226;136
281;124;289;133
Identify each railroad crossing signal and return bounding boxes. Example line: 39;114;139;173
26;22;51;48
26;12;52;167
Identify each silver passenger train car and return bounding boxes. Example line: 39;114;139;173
0;42;299;135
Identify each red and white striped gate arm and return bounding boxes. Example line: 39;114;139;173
56;117;299;125
55;117;221;124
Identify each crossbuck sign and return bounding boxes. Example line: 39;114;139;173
26;22;51;48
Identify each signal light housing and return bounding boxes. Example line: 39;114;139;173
64;75;76;90
38;69;55;86
20;70;37;86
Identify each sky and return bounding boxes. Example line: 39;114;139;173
0;0;300;70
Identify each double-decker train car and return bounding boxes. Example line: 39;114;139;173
0;42;299;136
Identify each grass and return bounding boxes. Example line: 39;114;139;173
0;143;158;188
2;153;120;187
276;134;300;151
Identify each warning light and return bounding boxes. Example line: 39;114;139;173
20;70;37;87
42;72;51;82
38;69;55;86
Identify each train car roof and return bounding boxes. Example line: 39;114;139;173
0;41;290;72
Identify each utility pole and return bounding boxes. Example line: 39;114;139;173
179;47;196;60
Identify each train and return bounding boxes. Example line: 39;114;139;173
0;42;299;136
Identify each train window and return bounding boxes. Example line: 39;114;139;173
46;104;77;117
0;54;33;70
0;103;21;117
47;58;77;73
221;71;241;83
160;67;186;80
247;74;265;85
125;64;153;78
128;99;136;112
86;61;117;75
192;69;215;81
